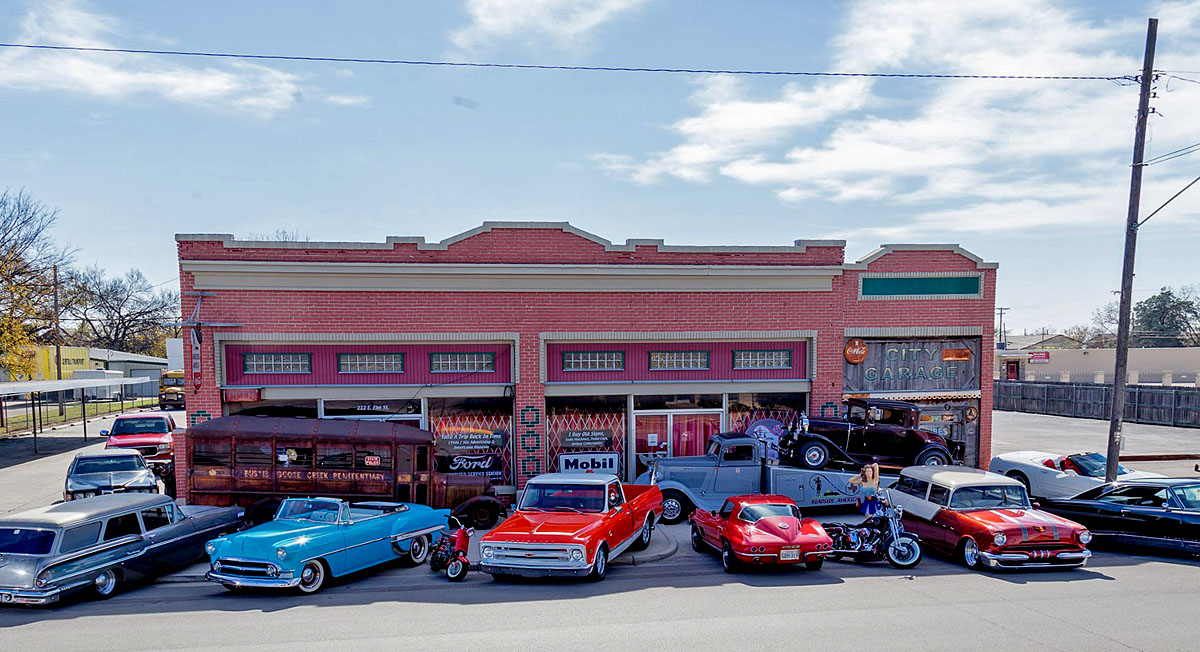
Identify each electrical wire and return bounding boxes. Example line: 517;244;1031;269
1138;173;1200;226
1140;141;1200;167
0;42;1135;81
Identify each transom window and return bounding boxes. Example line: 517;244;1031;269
733;350;792;370
563;351;625;371
430;352;495;373
338;353;404;374
243;353;311;374
649;350;709;371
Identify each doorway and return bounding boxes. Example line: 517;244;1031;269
632;410;722;479
1005;360;1020;381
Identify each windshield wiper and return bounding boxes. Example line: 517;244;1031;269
546;506;583;513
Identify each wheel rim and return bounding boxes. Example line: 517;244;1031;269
924;455;946;466
640;520;651;544
299;562;323;592
963;539;979;567
662;498;682;521
805;446;826;466
890;539;919;565
94;570;116;595
722;547;731;569
447;559;465;577
409;535;429;564
474;508;491;526
595;550;606;576
692;528;701;548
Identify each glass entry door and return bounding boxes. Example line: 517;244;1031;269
632;411;722;479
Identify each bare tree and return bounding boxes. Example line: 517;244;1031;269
0;189;71;377
64;267;179;355
246;229;308;241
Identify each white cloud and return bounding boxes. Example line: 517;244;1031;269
324;94;371;107
449;0;648;52
0;0;305;118
597;0;1200;238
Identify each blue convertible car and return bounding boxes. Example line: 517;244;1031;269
204;498;448;593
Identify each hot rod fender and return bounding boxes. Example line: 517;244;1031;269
451;495;507;528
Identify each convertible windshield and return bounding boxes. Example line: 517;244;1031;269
519;483;605;513
1172;485;1200;510
110;418;170;435
950;485;1031;510
0;528;56;555
276;499;342;522
740;504;800;522
73;456;147;474
1068;453;1129;477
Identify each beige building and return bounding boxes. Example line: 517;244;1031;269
995;347;1200;386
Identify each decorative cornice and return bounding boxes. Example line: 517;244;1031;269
177;221;846;255
845;244;998;270
181;260;842;293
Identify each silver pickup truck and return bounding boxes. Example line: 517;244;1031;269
636;434;896;523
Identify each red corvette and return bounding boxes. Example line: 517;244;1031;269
690;494;833;572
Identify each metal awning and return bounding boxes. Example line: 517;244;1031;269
0;377;154;396
847;390;982;402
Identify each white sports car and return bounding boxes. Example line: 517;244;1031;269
988;450;1163;499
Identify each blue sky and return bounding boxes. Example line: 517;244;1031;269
1;0;1198;333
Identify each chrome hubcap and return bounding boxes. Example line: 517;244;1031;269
596;552;606;575
806;448;824;465
410;536;428;562
964;540;979;566
641;521;651;542
662;499;681;521
94;571;115;594
301;565;317;584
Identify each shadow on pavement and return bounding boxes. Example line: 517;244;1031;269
0;430;103;472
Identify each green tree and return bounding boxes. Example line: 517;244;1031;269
1132;287;1200;347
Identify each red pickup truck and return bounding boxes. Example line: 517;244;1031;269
479;472;663;581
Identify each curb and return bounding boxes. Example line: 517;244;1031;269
616;528;678;566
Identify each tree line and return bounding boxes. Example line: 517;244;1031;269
1;189;179;379
1025;286;1200;349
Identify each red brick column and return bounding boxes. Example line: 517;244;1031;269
513;333;545;488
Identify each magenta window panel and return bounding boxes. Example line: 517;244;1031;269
224;343;512;386
545;341;808;383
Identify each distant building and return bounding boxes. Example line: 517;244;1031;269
0;345;167;392
999;334;1083;350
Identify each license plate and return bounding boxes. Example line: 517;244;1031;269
780;548;800;561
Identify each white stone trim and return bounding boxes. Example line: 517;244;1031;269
177;221;846;254
537;330;819;383
844;327;984;338
212;331;519;388
845;243;998;270
856;271;985;301
181;260;841;293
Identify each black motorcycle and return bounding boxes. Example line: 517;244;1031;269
822;493;922;569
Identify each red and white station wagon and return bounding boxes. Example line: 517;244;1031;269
887;467;1092;570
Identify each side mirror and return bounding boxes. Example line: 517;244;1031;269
100;430;109;437
710;510;718;517
1031;501;1042;510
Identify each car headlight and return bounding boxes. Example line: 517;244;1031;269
1079;529;1092;545
205;541;217;555
276;547;288;560
157;443;171;453
481;545;494;558
992;532;1007;546
570;548;584;562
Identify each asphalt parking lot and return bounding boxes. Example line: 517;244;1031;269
0;410;1197;651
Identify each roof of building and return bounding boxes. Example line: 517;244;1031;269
0;376;156;396
0;494;168;527
88;348;168;365
899;466;1021;488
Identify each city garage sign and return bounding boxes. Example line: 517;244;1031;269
843;338;980;393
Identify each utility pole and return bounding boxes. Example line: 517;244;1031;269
995;307;1009;349
1106;17;1158;483
53;264;64;416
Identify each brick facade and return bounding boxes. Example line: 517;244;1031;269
175;223;996;498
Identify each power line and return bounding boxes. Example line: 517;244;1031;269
1138;173;1200;226
0;42;1135;81
1141;141;1200;166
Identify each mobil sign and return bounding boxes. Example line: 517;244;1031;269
559;452;621;474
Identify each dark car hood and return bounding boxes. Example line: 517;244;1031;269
68;469;156;489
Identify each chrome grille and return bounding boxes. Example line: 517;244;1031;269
485;542;586;569
215;558;274;578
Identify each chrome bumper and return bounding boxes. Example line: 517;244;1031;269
0;587;62;605
204;571;301;589
479;562;593;578
980;549;1091;568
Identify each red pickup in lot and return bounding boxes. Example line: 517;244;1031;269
479;473;663;581
102;412;178;470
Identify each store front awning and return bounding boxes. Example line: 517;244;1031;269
846;389;981;402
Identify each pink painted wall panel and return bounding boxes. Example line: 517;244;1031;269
545;341;808;383
223;343;512;386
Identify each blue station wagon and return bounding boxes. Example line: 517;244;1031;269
204;497;448;593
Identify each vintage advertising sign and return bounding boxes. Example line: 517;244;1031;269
190;326;202;389
434;429;509;456
557;429;614;450
843;338;869;364
559;452;621;474
435;453;505;475
222;388;261;403
843;338;981;393
1028;351;1051;364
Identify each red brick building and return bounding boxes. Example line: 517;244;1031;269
175;222;996;498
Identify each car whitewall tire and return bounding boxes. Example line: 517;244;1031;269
961;538;981;570
298;560;326;594
407;534;430;565
92;569;118;599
